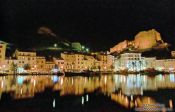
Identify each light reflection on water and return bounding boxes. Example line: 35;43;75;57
0;74;175;109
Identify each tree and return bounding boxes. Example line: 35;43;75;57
23;64;31;70
110;65;115;71
10;62;18;75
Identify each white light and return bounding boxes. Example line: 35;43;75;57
131;95;133;101
82;96;84;105
61;78;63;85
170;74;175;82
104;76;107;84
86;48;89;52
20;89;23;94
86;95;89;102
53;99;56;108
141;87;143;96
54;43;57;47
34;80;36;86
1;81;4;88
82;46;85;49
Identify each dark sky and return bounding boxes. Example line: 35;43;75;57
0;0;174;51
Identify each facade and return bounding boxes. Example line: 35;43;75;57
0;43;7;73
61;53;89;72
61;53;76;71
14;50;37;69
36;56;46;73
53;57;64;71
45;62;55;73
144;57;156;69
114;53;146;72
61;52;114;72
0;43;6;61
4;58;19;74
114;52;175;72
155;59;175;72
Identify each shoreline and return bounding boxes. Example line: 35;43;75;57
0;71;174;77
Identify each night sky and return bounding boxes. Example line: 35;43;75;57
0;0;174;51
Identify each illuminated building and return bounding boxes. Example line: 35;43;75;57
53;57;64;71
110;29;164;53
0;43;6;61
144;57;156;69
61;53;93;72
14;50;37;68
61;52;113;72
45;61;55;73
95;54;114;71
155;59;175;72
0;43;7;73
3;58;18;74
36;56;46;73
114;53;146;72
61;53;76;72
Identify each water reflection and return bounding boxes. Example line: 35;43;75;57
0;74;175;109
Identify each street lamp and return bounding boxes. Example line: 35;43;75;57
82;46;85;49
54;43;57;47
86;48;89;52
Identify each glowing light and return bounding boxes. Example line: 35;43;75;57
104;76;107;84
54;43;57;47
34;80;36;86
158;75;163;81
20;89;23;94
60;78;63;85
86;48;89;52
141;87;143;96
131;95;133;101
86;94;89;102
170;74;175;82
52;75;59;83
82;46;85;49
53;99;56;108
82;96;84;105
52;68;59;73
1;81;4;88
169;99;173;108
17;67;25;74
17;76;24;85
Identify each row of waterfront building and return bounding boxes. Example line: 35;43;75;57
0;43;114;74
1;42;175;74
